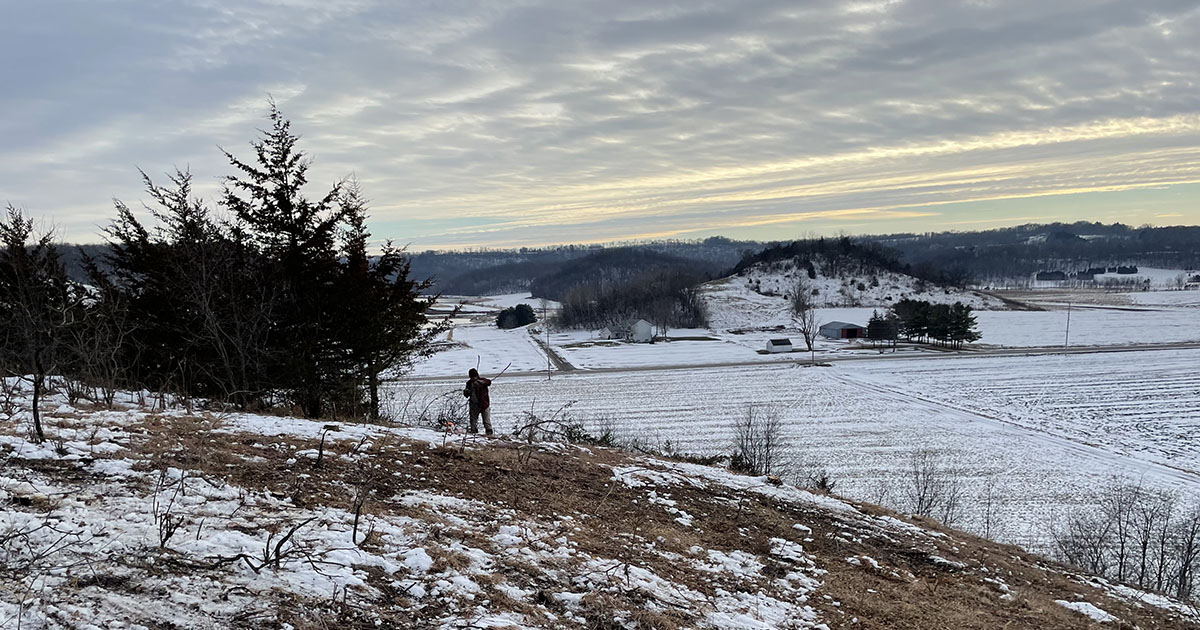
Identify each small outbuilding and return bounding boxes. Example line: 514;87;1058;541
765;338;793;353
628;319;654;343
604;319;655;343
819;321;867;340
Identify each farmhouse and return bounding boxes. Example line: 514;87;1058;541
604;319;654;343
819;321;867;340
765;338;792;353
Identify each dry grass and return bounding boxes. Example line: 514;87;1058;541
16;410;1199;630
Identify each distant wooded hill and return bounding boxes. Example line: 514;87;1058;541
729;236;972;287
528;248;722;302
862;222;1200;283
54;222;1199;294
409;237;758;296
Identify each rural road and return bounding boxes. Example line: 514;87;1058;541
398;339;1200;382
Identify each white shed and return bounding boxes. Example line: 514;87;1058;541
602;319;654;342
765;338;792;353
629;319;654;343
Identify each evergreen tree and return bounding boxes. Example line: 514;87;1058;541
0;206;80;442
948;302;981;348
103;169;276;407
929;303;952;346
90;106;440;419
867;309;897;349
497;303;537;329
220;103;348;417
889;298;981;348
332;181;441;419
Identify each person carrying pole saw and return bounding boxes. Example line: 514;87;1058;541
463;362;509;435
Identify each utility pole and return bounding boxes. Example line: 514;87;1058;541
1064;301;1072;348
541;298;551;380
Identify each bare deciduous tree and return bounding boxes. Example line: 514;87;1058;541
1049;480;1200;602
791;278;818;354
977;474;1003;540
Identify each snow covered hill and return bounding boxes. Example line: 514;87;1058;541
702;258;1006;331
2;383;1196;629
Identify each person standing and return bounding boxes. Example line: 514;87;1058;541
463;368;494;435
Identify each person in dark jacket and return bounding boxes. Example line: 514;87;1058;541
463;368;494;435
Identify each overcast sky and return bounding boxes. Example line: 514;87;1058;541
3;0;1199;249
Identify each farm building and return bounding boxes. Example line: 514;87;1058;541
819;321;867;340
765;338;792;353
604;319;655;343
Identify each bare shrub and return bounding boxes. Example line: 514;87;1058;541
152;468;187;549
729;405;788;477
901;449;964;526
230;517;317;573
794;459;837;493
512;400;580;443
401;389;468;432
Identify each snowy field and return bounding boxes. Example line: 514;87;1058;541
1129;289;1200;308
548;305;1200;371
411;322;554;378
852;349;1200;474
390;349;1200;549
409;299;1200;376
438;293;559;311
807;305;1200;348
550;329;791;369
769;306;1199;349
9;383;1180;628
414;282;1200;379
976;307;1198;347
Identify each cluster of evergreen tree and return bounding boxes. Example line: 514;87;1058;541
496;304;537;329
888;299;981;348
0;106;440;439
866;310;900;349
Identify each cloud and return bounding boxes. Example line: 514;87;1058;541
2;0;1199;247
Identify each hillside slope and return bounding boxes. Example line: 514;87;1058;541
1;387;1195;629
867;222;1200;282
703;257;1005;331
